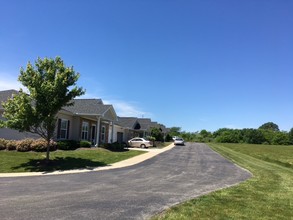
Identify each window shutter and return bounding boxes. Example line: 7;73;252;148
57;119;61;139
67;120;70;139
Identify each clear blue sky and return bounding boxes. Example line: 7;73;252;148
1;0;292;132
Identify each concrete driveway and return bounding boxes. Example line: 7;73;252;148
0;143;251;220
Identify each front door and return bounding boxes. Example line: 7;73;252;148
117;132;123;144
91;125;96;145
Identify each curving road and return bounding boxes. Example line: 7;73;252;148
0;143;251;220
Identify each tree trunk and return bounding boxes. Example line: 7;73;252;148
46;138;50;164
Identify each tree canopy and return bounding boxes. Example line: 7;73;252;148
259;122;280;132
1;57;85;161
171;122;291;145
150;127;164;142
169;127;181;137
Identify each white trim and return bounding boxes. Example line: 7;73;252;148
111;121;114;143
95;117;101;146
59;119;69;140
81;121;89;140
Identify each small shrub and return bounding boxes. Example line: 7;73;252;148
101;142;126;151
0;138;7;150
50;140;57;151
16;138;34;152
57;140;80;150
6;140;17;151
80;140;92;148
31;139;57;152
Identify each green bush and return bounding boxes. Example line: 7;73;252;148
6;140;17;151
16;138;34;152
57;140;80;150
79;140;91;148
0;138;7;150
30;139;57;152
100;142;126;151
271;132;290;145
165;134;173;142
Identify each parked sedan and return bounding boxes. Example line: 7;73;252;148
174;137;185;145
128;137;152;148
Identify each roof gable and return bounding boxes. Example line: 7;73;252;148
137;118;152;130
103;105;117;121
63;99;117;121
117;117;139;129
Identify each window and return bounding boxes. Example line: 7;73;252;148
60;119;68;139
81;122;89;140
58;119;69;140
101;125;106;143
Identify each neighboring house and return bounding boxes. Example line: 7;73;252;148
57;99;117;145
112;117;169;143
0;90;41;140
0;115;41;140
113;117;142;143
0;90;19;115
137;118;152;137
0;89;169;145
0;90;117;145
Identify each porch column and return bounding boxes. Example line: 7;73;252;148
111;121;114;143
95;116;101;147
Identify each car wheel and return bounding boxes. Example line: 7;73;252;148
140;144;146;148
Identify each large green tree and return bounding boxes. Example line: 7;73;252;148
1;57;85;162
169;127;181;137
259;122;280;132
150;127;164;142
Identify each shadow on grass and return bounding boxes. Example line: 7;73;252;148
12;157;108;173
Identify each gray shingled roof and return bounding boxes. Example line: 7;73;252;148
0;115;40;140
150;121;159;127
116;117;139;129
0;91;112;117
137;118;152;130
0;127;41;140
0;90;19;109
117;117;168;132
63;99;110;115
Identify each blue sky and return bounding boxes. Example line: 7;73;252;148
1;0;292;132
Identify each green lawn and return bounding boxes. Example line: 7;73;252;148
155;142;173;148
0;148;145;173
152;143;293;220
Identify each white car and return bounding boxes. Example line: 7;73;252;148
128;137;152;148
174;137;184;145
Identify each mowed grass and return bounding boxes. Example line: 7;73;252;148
155;142;173;148
152;143;293;220
0;148;145;173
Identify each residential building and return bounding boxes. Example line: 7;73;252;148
0;90;117;145
0;89;169;145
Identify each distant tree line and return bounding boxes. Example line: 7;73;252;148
168;122;293;145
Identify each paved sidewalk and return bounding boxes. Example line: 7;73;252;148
0;143;175;178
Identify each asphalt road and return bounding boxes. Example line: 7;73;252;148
0;143;251;220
